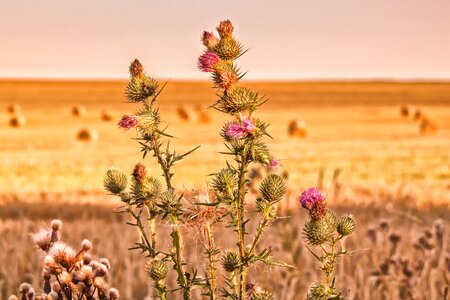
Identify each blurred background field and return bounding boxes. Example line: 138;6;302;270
1;80;450;299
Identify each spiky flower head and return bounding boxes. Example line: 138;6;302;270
299;187;325;210
129;59;143;77
222;250;240;272
198;52;220;72
259;174;286;203
125;75;159;102
147;260;168;281
104;168;128;194
215;70;237;90
226;122;247;139
136;107;160;136
306;281;332;300
213;37;243;61
337;214;356;236
30;228;52;251
132;163;147;183
217;19;234;38
158;190;183;218
242;117;256;132
131;176;162;207
303;211;337;246
255;198;277;220
253;291;274;300
118;114;138;130
217;86;260;114
202;31;220;48
310;201;327;221
212;168;237;202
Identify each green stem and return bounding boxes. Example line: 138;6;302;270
171;218;191;300
249;217;269;256
205;223;217;300
128;204;154;257
151;136;173;190
155;280;168;300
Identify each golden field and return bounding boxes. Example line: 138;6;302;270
1;80;450;299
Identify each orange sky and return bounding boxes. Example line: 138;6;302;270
2;0;450;80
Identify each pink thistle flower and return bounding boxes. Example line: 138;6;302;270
270;158;279;169
299;187;325;209
198;52;220;72
241;117;256;132
226;123;248;139
202;31;219;48
118;114;138;130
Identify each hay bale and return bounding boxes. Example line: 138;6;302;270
287;119;307;138
9;115;26;128
419;117;437;135
195;104;212;124
413;109;423;121
176;105;190;121
76;128;98;142
400;105;411;117
101;110;114;122
7;103;21;114
72;105;86;117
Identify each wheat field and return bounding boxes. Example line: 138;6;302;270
1;80;449;299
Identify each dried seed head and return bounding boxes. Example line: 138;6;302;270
94;277;107;290
52;282;61;293
309;201;327;221
83;253;92;265
8;296;19;300
81;265;94;282
73;270;87;283
19;283;31;294
94;263;108;277
303;211;337;246
306;281;332;300
100;258;111;270
48;292;58;299
60;272;72;285
389;233;402;245
132;163;147;183
129;59;143;77
104;168;128;195
30;228;52;251
336;214;356;236
109;288;120;300
43;255;55;267
217;19;234;38
147;260;168;281
48;242;77;269
366;227;377;244
50;219;62;231
378;219;389;231
222;250;240;272
81;239;93;252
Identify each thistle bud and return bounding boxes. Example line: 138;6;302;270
132;163;146;183
147;260;168;281
50;219;62;231
217;20;234;38
202;31;219;48
118;114;138;130
259;174;286;203
104;168;128;194
131;176;162;206
109;288;120;300
306;281;332;300
222;250;240;272
198;52;220;72
218;85;260;115
136;107;160;136
129;59;143;77
8;296;18;300
215;70;237;90
253;291;274;300
303;212;337;246
337;214;356;236
81;239;93;252
212;168;237;199
125;75;159;103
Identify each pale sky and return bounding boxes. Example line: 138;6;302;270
1;0;450;80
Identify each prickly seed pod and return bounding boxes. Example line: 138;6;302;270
125;75;159;102
252;290;274;300
147;260;168;281
248;140;270;165
306;281;332;300
131;176;162;205
217;85;261;114
303;211;337;246
222;250;240;272
212;168;237;198
310;201;327;221
135;107;161;136
129;59;143;77
259;174;286;203
202;31;219;48
213;37;243;60
158;190;183;218
337;214;356;236
104;168;128;194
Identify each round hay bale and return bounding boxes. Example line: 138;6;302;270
287;119;307;138
72;105;86;117
101;110;114;122
9;115;26;128
76;128;98;142
413;109;423;121
176;105;190;121
419;117;438;135
400;105;411;117
195;104;212;124
7;103;21;114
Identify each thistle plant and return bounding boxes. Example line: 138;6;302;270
198;20;290;299
9;219;119;300
299;188;356;299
